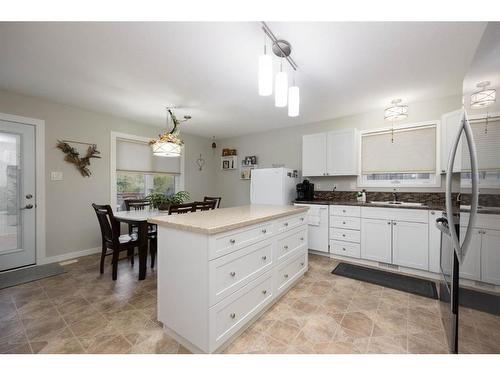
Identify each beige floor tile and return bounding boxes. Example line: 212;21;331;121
367;335;408;354
266;320;301;344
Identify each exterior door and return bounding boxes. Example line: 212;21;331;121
0;120;36;271
361;218;392;263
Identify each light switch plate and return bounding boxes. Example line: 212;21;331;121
51;171;63;181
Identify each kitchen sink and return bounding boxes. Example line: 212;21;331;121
369;201;427;207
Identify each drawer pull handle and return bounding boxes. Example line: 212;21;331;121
431;211;435;215
284;274;289;278
300;217;304;221
300;237;304;241
342;234;346;237
393;222;397;225
300;262;305;267
230;313;236;319
284;222;289;227
261;229;267;234
284;245;288;250
229;239;236;244
262;255;267;261
230;271;236;277
342;248;346;251
387;221;391;225
342;221;346;225
342;210;346;213
262;290;267;295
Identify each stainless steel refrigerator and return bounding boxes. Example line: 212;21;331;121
437;22;500;354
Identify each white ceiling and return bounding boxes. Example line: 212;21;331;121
0;22;487;138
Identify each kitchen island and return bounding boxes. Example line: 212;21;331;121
149;205;309;353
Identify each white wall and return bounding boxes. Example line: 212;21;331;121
213;95;462;207
0;90;215;259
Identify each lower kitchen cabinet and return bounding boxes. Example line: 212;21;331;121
480;229;500;285
361;218;392;263
459;227;481;281
392;220;429;270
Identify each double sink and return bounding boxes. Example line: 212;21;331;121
369;201;427;208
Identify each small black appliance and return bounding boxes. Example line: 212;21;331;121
296;179;314;201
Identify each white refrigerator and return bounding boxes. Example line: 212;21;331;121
250;168;298;205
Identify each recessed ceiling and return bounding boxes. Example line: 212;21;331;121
0;22;487;138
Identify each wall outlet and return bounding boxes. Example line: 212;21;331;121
51;171;63;181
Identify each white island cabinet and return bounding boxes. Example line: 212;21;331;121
149;205;309;354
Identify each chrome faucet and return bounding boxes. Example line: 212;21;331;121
392;190;399;203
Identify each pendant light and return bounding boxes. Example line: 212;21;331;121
288;74;300;117
275;58;288;107
470;81;496;109
384;99;408;144
258;40;273;96
150;108;190;158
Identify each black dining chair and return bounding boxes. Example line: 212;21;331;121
204;196;221;208
193;200;217;211
92;203;139;280
124;198;158;269
168;202;196;215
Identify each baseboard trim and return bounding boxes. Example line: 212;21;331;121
38;247;101;265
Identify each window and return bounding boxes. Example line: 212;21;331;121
114;136;181;210
359;123;439;187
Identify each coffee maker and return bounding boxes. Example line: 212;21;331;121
296;179;314;201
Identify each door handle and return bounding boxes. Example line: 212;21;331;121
20;204;34;210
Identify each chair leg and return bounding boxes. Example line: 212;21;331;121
150;238;157;269
112;249;119;280
100;242;106;274
128;248;135;266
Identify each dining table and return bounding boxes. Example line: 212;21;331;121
113;209;171;280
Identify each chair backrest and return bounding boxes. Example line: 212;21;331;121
92;204;120;244
124;199;151;211
168;202;196;215
193;200;216;211
204;196;221;208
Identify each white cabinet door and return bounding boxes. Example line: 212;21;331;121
326;129;359;176
361;218;392;263
294;204;329;253
440;109;463;174
428;210;441;273
480;229;500;285
460;227;481;281
302;133;327;176
392;221;429;271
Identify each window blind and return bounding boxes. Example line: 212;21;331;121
116;138;180;174
462;118;500;171
361;126;436;174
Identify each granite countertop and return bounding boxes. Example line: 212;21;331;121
293;199;445;211
149;205;309;234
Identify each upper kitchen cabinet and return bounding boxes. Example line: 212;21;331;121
302;133;327;176
302;129;359;177
440;109;464;174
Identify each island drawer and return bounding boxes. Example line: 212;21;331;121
330;216;361;230
330;240;361;259
209;271;274;350
275;250;308;295
330;205;361;217
329;228;360;243
210;221;274;259
276;227;307;263
209;240;274;306
275;213;307;233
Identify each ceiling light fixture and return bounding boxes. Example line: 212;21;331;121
470;81;496;109
260;22;299;116
150;107;191;157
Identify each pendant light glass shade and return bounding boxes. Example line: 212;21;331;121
152;141;182;157
275;71;288;107
384;99;408;121
258;53;273;96
288;85;300;117
470;89;496;109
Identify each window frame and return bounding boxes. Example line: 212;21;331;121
357;120;441;188
110;131;185;210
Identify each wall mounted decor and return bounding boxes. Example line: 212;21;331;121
56;140;101;177
196;154;206;171
222;148;237;156
221;155;238;170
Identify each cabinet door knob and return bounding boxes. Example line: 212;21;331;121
393;222;397;225
262;290;267;295
430;211;435;215
284;245;288;250
342;248;346;251
342;234;346;237
261;229;267;234
284;222;289;227
300;237;304;241
342;209;346;213
230;271;236;277
387;221;391;225
262;255;267;261
284;274;289;278
230;313;236;319
300;217;304;221
342;221;346;225
300;262;305;266
229;239;236;244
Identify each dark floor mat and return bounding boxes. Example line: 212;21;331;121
332;262;438;299
0;263;66;289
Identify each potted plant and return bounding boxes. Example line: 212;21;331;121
146;191;190;211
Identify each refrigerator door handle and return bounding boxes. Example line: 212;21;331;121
445;110;479;263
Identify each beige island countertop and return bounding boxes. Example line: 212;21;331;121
149;204;308;235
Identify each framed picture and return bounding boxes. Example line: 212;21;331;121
222;160;230;169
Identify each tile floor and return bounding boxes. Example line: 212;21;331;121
1;253;499;354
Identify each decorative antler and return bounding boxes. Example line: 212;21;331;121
56;140;101;177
